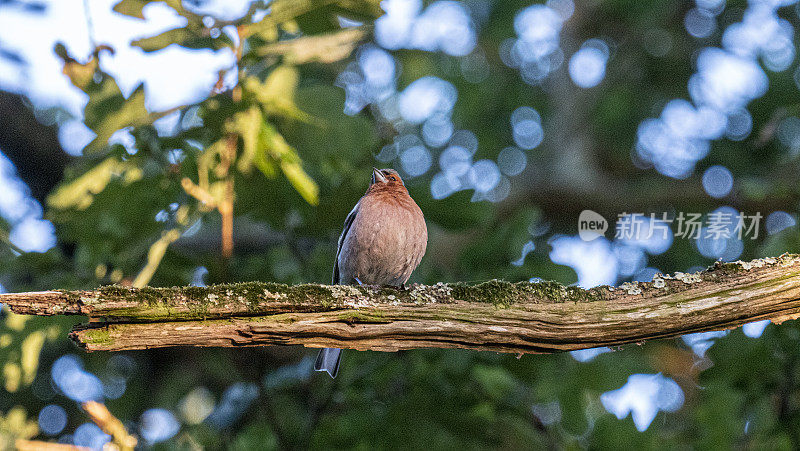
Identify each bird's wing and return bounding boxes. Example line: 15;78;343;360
332;201;359;284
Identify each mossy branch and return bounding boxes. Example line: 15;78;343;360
3;254;800;353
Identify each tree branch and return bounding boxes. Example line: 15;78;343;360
3;255;800;353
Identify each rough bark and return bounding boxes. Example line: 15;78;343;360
2;255;800;353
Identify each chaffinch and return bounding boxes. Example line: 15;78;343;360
315;168;428;378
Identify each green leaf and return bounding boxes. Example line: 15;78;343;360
0;311;61;399
239;0;336;38
55;44;158;154
472;364;518;401
132;27;232;52
132;227;182;287
253;144;277;178
333;0;384;21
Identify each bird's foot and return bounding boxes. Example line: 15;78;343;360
354;277;364;286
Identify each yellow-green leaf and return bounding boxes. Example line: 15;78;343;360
56;43;98;89
207;181;228;207
114;0;193;20
263;65;299;103
258;123;318;205
229;106;263;173
48;157;143;210
335;0;384;20
0;406;39;444
244;67;315;123
85;85;151;153
20;332;44;386
112;0;151;18
197;139;226;187
280;159;319;206
256;27;368;64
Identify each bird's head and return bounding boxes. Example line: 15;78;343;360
370;168;404;187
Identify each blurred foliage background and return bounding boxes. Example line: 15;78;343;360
1;0;800;448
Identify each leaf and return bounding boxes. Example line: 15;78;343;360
19;331;45;386
2;363;21;393
244;67;315;122
55;44;158;154
334;0;384;21
113;0;194;20
239;0;336;38
262;65;299;100
197;139;226;188
258;123;319;205
279;159;319;206
85;84;151;153
48;158;143;210
0;406;39;443
229;106;263;173
112;0;151;19
256;27;368;64
55;42;98;89
0;309;61;402
253;137;277;178
207;181;228;206
132;27;233;52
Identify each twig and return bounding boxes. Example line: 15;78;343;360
181;178;216;209
219;135;237;259
15;439;90;451
132;229;181;288
81;401;138;451
82;0;97;52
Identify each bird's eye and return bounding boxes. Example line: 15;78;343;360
390;176;397;181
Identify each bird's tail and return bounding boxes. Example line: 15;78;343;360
314;348;343;378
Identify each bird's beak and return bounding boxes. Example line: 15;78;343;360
371;167;387;184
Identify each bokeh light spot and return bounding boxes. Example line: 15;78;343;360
38;405;67;436
139;408;181;444
497;146;527;176
766;211;796;234
398;76;457;124
569;45;607;88
601;374;684;432
468;159;500;193
701;165;733;198
400;145;433;177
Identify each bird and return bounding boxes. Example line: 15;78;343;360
314;168;428;378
